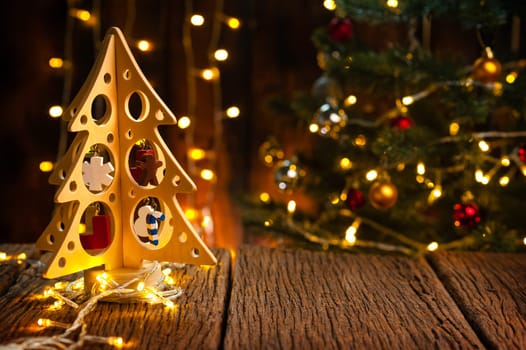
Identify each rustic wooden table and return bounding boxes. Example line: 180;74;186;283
0;243;524;349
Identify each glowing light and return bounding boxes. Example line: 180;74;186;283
48;57;64;68
449;122;460;136
136;40;153;52
523;237;526;245
214;49;229;61
427;242;439;251
501;157;510;167
478;140;490;152
71;9;91;22
164;300;175;309
505;72;518;84
330;194;340;204
344;95;357;106
287;200;296;214
475;169;484;183
309;123;319;133
354;135;367;147
396;163;405;171
185;208;198;220
0;252;7;261
136;281;145;292
226;17;241;29
200;169;215;181
49;105;63;118
191;14;205;26
37;318;52;327
365;170;378;181
40;161;54;173
226;106;240;118
499;176;510;186
416;175;425;183
386;0;399;8
108;336;124;348
259;192;271;203
402;96;414;105
17;253;26;260
339;157;353;170
188;148;206;160
431;187;442;198
345;218;361;245
200;68;219;80
177;116;191;129
323;0;337;10
416;162;426;175
264;220;272;227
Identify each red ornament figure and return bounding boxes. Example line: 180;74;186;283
328;17;353;42
345;188;366;210
518;142;526;163
453;202;481;229
390;115;414;130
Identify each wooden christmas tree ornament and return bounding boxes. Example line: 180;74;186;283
37;27;217;290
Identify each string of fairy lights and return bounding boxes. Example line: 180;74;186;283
40;1;241;240
27;1;242;348
0;252;186;348
256;0;526;255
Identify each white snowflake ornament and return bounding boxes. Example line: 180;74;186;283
82;156;114;192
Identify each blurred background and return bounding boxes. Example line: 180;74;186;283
1;1;525;254
0;0;328;249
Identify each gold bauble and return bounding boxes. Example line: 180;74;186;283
472;56;502;83
368;180;398;209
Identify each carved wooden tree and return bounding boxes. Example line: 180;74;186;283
37;27;217;280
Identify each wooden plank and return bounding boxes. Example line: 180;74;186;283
427;251;526;350
224;245;484;349
0;243;38;296
0;246;231;350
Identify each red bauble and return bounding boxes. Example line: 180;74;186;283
390;116;414;130
453;203;481;229
518;142;526;163
328;17;353;42
345;188;366;210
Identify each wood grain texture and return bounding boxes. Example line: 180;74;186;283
427;251;526;350
224;245;484;350
0;247;230;350
0;243;38;296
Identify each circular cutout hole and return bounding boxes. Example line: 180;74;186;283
123;69;131;80
178;232;187;243
67;241;75;251
69;181;77;192
104;73;111;84
71;107;78;117
155;110;164;121
126;129;133;139
58;257;66;268
191;248;200;258
91;94;111;124
109;193;116;202
47;234;55;244
80;115;88;124
107;133;114;143
172;175;181;187
127;91;144;120
58;222;65;231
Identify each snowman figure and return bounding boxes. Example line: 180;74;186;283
134;204;165;246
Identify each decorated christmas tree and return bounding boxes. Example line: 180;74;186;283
37;27;216;283
244;1;526;255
